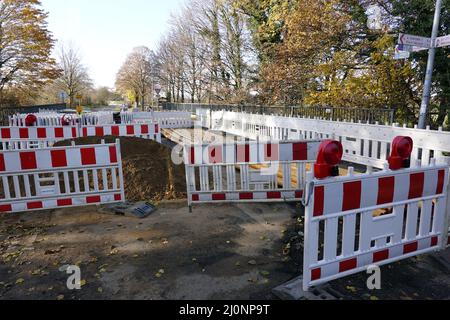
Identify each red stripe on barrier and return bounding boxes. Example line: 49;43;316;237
409;173;424;199
239;192;253;200
114;194;122;201
212;193;226;201
112;126;120;136
0;154;5;172
236;145;250;162
51;150;68;168
293;143;308;161
0;204;12;213
209;146;223;164
80;148;96;165
373;249;389;263
190;147;195;165
141;124;149;134
1;128;11;139
95;127;104;137
82;127;88;137
86;196;101;204
57;199;73;207
295;191;303;198
264;144;279;161
267;191;281;199
19;128;29;139
27;201;43;210
311;268;321;281
54;127;64;138
192;194;199;202
126;125;135;135
72;127;77;138
342;181;361;211
436;170;445;194
377;176;395;205
339;258;357;273
37;128;47;139
403;241;418;254
430;236;438;247
20;152;37;170
109;146;118;163
155;124;159;134
313;186;324;217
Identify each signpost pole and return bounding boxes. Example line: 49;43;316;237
418;0;442;129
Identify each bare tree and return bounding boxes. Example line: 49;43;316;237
115;46;158;109
54;43;92;107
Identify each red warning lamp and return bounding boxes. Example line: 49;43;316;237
314;140;343;179
24;114;37;127
388;136;413;170
61;115;72;126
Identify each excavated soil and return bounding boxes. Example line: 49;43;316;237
54;137;187;202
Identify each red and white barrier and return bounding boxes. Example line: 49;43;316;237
0;141;125;214
0;126;78;140
185;140;321;165
302;161;449;291
184;140;319;208
81;123;161;143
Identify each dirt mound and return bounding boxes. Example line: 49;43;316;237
54;137;187;202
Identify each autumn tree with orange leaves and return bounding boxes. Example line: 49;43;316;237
0;0;59;106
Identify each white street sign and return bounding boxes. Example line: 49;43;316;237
398;33;432;48
435;35;450;48
397;44;428;53
394;46;410;60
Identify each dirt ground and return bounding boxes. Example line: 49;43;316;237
55;137;187;202
0;201;449;300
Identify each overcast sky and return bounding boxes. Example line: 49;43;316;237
42;0;185;88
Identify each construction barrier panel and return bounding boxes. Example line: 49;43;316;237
0;140;125;214
184;140;321;207
81;123;161;143
302;160;450;291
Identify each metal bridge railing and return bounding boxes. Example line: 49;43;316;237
162;103;395;125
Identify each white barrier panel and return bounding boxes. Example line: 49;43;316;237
0;141;125;214
185;140;321;165
123;111;192;128
81;123;161;143
211;111;450;168
0;140;53;151
184;140;320;207
186;161;308;206
302;161;449;291
0;126;78;141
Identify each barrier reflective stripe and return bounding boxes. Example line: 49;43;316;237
81;123;161;142
191;190;304;203
0;141;125;214
0;127;77;140
186;140;321;165
302;163;449;291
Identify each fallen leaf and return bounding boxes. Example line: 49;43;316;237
346;286;357;293
260;271;270;277
97;287;103;293
57;295;64;300
80;279;86;287
248;260;257;266
158;269;165;274
370;296;379;301
16;278;25;284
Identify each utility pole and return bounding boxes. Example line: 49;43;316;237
418;0;442;129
